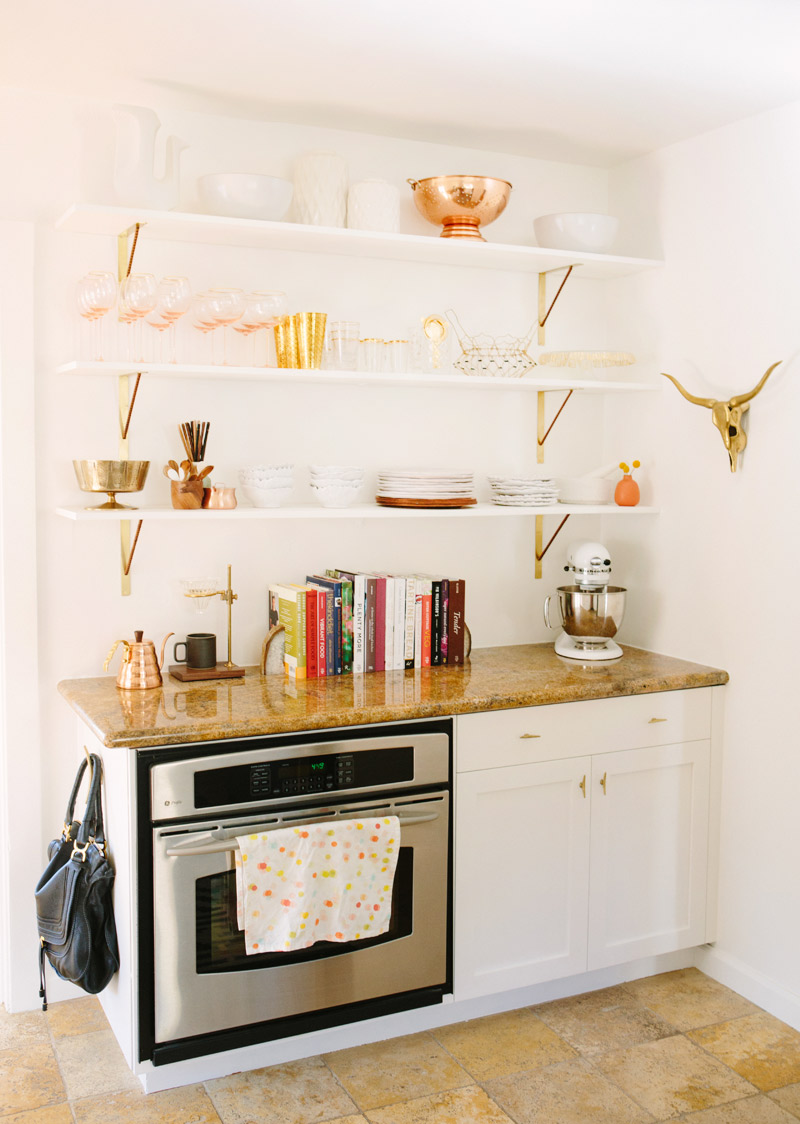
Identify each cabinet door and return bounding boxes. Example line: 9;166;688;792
588;740;710;970
454;757;591;1000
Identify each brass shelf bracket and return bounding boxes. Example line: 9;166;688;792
537;264;578;346
534;513;571;579
121;520;144;581
116;221;145;596
119;371;143;441
536;388;574;464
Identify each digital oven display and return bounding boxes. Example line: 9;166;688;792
193;745;413;809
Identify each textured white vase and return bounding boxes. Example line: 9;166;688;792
293;151;348;227
347;179;400;233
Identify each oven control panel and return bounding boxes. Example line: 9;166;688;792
193;745;413;809
248;753;353;798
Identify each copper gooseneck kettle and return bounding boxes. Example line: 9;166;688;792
103;630;174;690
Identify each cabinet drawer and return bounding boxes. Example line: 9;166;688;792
456;689;712;772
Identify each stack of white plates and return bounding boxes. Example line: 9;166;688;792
376;468;476;508
488;475;559;506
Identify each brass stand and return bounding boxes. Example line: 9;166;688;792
182;563;243;674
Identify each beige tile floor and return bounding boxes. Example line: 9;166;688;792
3;969;800;1122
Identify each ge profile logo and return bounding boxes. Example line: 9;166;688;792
164;799;183;806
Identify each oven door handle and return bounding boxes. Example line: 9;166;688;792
164;811;440;857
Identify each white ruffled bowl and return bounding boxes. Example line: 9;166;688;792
242;484;293;508
310;481;362;508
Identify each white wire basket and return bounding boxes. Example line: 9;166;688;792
446;310;536;378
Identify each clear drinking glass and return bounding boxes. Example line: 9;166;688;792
155;276;192;363
190;291;219;364
249;290;288;366
328;320;360;371
235;291;289;366
76;271;117;361
207;288;245;366
359;338;383;373
387;339;410;373
118;273;158;362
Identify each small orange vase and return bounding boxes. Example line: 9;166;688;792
614;474;640;507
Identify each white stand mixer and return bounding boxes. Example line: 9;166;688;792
543;541;626;661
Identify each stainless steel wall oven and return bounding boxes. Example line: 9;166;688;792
136;719;452;1065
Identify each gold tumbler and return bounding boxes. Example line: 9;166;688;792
273;315;299;368
294;312;327;369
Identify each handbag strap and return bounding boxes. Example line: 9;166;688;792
62;758;90;837
74;755;105;850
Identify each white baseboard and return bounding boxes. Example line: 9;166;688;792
695;945;800;1031
137;948;696;1093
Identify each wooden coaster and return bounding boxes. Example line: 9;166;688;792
168;663;246;682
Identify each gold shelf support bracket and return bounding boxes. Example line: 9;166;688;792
536;388;574;464
116;221;144;596
537;264;578;346
534;513;571;579
121;519;144;581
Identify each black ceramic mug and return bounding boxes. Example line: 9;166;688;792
173;633;216;670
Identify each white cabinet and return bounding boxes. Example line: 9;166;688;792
454;690;716;1000
587;741;710;969
455;755;591;995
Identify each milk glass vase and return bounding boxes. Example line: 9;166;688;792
293;151;348;227
347;180;400;232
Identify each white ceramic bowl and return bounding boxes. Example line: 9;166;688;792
309;467;364;483
310;482;362;508
309;464;363;478
242;484;293;508
239;465;294;485
556;477;615;505
198;174;294;221
533;213;619;253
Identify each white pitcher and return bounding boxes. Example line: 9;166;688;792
112;104;187;212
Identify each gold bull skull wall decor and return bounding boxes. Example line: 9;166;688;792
661;361;781;473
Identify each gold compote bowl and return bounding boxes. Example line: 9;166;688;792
73;459;150;510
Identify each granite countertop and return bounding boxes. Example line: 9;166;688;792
57;644;728;750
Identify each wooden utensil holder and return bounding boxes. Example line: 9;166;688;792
170;479;204;509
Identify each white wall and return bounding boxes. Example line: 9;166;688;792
1;86;631;1008
607;101;800;1019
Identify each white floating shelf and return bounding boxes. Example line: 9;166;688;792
56;204;663;280
57;360;659;394
56;503;659;523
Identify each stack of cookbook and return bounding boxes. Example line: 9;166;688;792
268;570;467;679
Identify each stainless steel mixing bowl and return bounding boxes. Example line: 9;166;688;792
548;585;627;648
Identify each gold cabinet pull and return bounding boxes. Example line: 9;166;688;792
579;775;586;798
648;717;667;723
600;771;607;794
519;733;541;739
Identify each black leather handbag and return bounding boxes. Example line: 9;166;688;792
34;753;119;1009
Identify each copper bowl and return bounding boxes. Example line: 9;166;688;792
407;175;512;240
